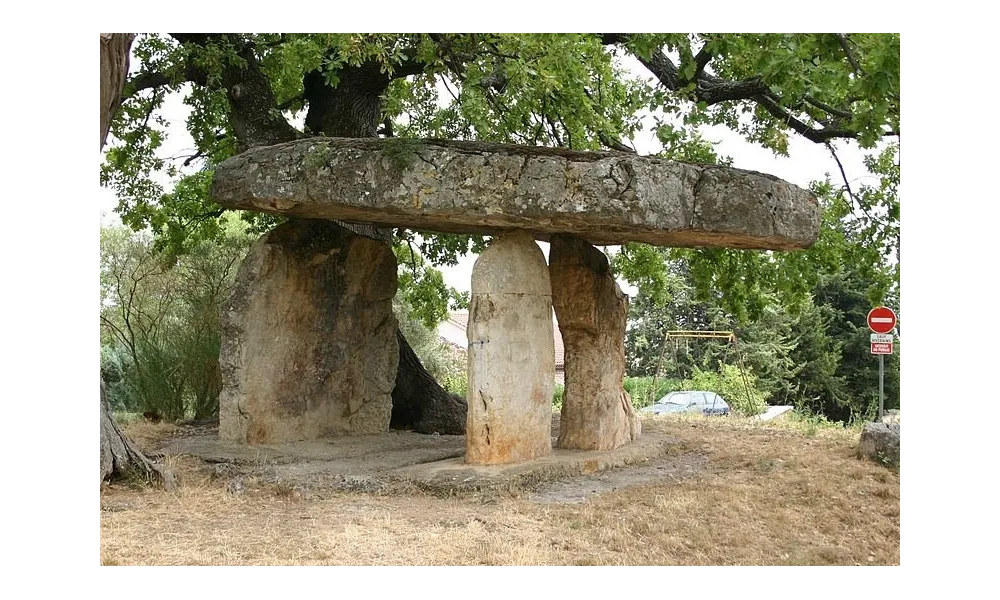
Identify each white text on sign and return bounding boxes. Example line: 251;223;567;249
871;342;893;355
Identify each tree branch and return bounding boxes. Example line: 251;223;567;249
599;133;636;153
693;43;713;78
836;34;864;75
825;142;885;228
124;60;209;100
545;114;563;146
389;56;431;80
580;87;636;153
260;34;288;48
169;33;298;151
277;93;304;111
124;71;171;98
600;33;896;145
755;94;856;143
378;117;394;138
439;74;461;104
802;94;853;119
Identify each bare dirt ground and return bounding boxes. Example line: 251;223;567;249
100;414;899;566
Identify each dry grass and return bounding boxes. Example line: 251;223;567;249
115;419;182;449
100;414;898;566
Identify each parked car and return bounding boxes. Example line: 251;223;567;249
642;391;731;416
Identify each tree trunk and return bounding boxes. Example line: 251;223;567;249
391;329;467;434
100;378;177;490
100;33;134;149
101;32;176;488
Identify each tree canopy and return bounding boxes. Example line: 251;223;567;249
101;33;900;320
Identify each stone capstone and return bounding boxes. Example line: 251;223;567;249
211;138;821;250
218;219;398;444
550;235;640;451
466;233;554;464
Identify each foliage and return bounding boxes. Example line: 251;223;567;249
623;377;683;409
809;269;900;422
102;33;899;298
623;231;898;422
443;369;468;400
551;383;565;411
681;364;768;416
100;221;253;419
393;237;469;329
393;295;465;386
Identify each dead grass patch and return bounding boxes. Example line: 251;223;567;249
101;414;898;566
119;419;182;449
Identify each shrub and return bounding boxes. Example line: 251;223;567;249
552;383;565;411
624;376;682;409
680;364;768;416
443;366;468;398
100;223;252;421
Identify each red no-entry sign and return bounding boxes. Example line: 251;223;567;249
867;306;897;334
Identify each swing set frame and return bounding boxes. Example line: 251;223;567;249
646;330;754;409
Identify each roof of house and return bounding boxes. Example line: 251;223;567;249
437;310;565;369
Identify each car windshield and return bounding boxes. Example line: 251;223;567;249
668;392;708;405
659;391;725;406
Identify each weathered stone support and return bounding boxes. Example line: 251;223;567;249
219;219;399;444
466;233;554;464
550;235;640;450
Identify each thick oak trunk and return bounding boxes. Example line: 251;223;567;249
100;378;177;489
101;33;176;488
391;330;467;434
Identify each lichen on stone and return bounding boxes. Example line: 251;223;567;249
379;137;427;173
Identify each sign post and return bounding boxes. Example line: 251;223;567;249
867;307;897;422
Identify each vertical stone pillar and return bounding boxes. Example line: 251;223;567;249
466;232;554;464
218;220;398;444
550;234;640;451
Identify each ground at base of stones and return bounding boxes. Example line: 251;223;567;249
100;414;900;566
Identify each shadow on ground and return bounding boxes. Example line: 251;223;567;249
156;416;706;502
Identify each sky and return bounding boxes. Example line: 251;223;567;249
99;52;876;298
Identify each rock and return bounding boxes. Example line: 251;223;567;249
466;233;554;464
211;138;820;250
226;477;247;495
218;219;398;444
550;235;640;450
858;422;900;468
211;463;239;480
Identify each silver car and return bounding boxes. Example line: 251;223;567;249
642;391;731;416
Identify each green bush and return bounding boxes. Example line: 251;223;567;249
443;368;468;399
624;376;682;409
552;383;565;411
394;296;466;392
107;342;185;420
101;223;251;421
680;364;767;416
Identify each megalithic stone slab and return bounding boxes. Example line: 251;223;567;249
550;234;640;451
211;138;821;250
466;233;554;465
218;219;399;444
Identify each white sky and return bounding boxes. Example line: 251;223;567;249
99;54;876;296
